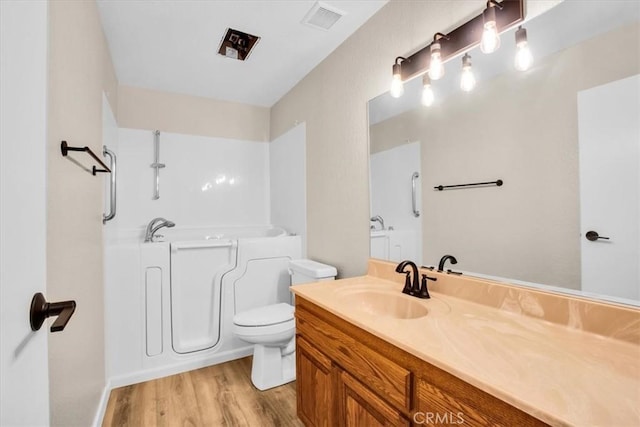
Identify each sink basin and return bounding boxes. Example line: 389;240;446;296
334;284;451;319
335;288;428;319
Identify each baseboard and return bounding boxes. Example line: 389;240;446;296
92;379;112;427
108;346;254;388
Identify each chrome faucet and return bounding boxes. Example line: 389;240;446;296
370;215;385;230
144;217;175;242
438;255;458;272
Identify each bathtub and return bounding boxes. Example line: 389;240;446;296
104;226;301;387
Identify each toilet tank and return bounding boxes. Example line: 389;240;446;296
289;259;337;285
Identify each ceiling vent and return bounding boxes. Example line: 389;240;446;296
217;28;260;61
302;1;345;31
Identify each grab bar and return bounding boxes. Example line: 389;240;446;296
412;172;420;217
170;240;237;252
103;146;116;224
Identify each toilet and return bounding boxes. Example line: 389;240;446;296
232;259;337;391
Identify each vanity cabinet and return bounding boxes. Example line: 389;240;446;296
295;297;547;427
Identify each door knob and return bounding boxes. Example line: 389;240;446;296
585;230;610;242
30;293;76;333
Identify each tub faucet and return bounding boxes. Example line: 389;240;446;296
438;255;458;272
370;215;385;230
395;260;419;296
144;217;175;242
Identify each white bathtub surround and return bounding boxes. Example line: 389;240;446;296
270;122;307;256
105;227;301;387
117;128;270;229
104;124;312;386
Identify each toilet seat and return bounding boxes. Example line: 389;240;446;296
232;303;295;340
233;303;294;327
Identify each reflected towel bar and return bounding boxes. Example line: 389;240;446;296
61;141;111;175
434;179;503;191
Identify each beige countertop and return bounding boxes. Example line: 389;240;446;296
291;272;640;426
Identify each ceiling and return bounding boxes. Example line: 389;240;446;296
97;0;387;107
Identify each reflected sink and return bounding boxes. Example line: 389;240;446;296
335;285;448;319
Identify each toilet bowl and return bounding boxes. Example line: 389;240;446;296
233;303;296;391
232;259;337;391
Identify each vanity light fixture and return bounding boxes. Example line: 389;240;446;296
421;74;435;106
514;26;533;71
389;0;524;98
428;33;448;81
460;54;476;92
480;0;504;54
390;57;406;98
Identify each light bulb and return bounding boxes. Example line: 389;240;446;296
428;42;445;80
421;75;434;107
480;5;500;54
514;26;533;71
390;63;404;98
460;54;476;92
514;45;533;71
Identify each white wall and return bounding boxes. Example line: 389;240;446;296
270;123;307;256
116;128;270;232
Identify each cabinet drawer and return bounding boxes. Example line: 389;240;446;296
416;377;548;427
340;370;410;427
296;307;411;411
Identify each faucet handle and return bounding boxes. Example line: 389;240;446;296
401;272;413;295
417;274;437;299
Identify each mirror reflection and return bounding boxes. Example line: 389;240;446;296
368;1;640;305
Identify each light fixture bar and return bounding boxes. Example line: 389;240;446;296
399;0;524;82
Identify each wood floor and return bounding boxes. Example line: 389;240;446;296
102;357;304;427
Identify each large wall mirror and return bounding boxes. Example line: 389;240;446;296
368;0;639;306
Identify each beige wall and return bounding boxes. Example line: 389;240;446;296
369;22;639;289
47;0;118;425
270;1;561;278
118;85;270;142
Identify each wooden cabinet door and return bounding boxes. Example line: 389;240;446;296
338;370;409;427
296;337;333;427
